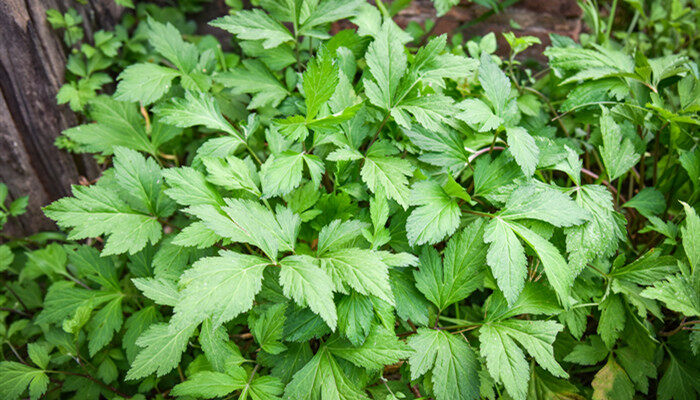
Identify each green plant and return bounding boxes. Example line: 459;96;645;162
1;1;699;399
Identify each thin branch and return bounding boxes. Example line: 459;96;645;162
467;146;505;163
581;168;627;203
365;113;391;154
0;307;31;317
239;364;259;400
6;285;30;313
49;370;130;398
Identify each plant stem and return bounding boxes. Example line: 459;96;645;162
48;370;130;398
468;146;505;163
523;86;569;137
463;209;494;219
365;113;391;154
605;0;619;40
239;364;259;399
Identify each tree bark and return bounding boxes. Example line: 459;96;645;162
0;0;121;237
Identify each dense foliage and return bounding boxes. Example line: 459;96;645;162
1;0;699;399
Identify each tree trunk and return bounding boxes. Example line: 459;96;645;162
0;0;121;237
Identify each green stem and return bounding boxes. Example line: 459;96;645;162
246;145;263;166
463;209;494;219
365;113;391;155
605;0;619;40
239;364;259;400
615;176;623;207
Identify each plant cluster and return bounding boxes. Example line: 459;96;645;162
1;0;699;399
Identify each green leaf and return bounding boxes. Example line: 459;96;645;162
0;245;13;272
407;328;480;400
681;201;699;271
248;375;285;400
478;52;511;115
172;250;268;329
496;320;567;378
679;149;700;195
204;155;261;196
608;250;677;285
527;367;583;400
171;371;245;398
279;255;337;330
473;154;523;203
36;281;103;325
392;93;457;131
432;0;460;16
26;343;50;370
564;336;609;365
657;351;700;400
216;60;289;109
566;185;626;273
114;63;179;105
591;357;634;400
327;325;412;370
276;115;310;142
298;0;364;34
598;108;640;181
87;295;124;356
262;343;312;385
154;91;243;142
123;307;158;362
410;34;477;88
597;294;626;348
126;322;196;380
113;146;174;217
0;362;48;400
484;217;527;305
337;292;374;346
405;125;469;174
162;166;224;207
640;272;700;316
317;219;367;255
455;98;503;132
361;141;413;209
151;238;195;281
62;97;157;156
146;18;198;72
414;220;487;310
251;303;288;354
284;346;368;400
261;151;324;198
8;196;28;217
500;184;589;227
406;180;461;246
615;347;656;394
390;269;431;326
187;199;297;260
505;127;539;177
200;318;245;372
44;184;161;256
210;10;294;49
303;47;339;120
320;248;394;305
364;21;408;110
622;187;665;218
132;277;179;306
510;221;574;306
480;319;564;400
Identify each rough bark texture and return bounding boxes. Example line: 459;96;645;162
0;0;121;236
